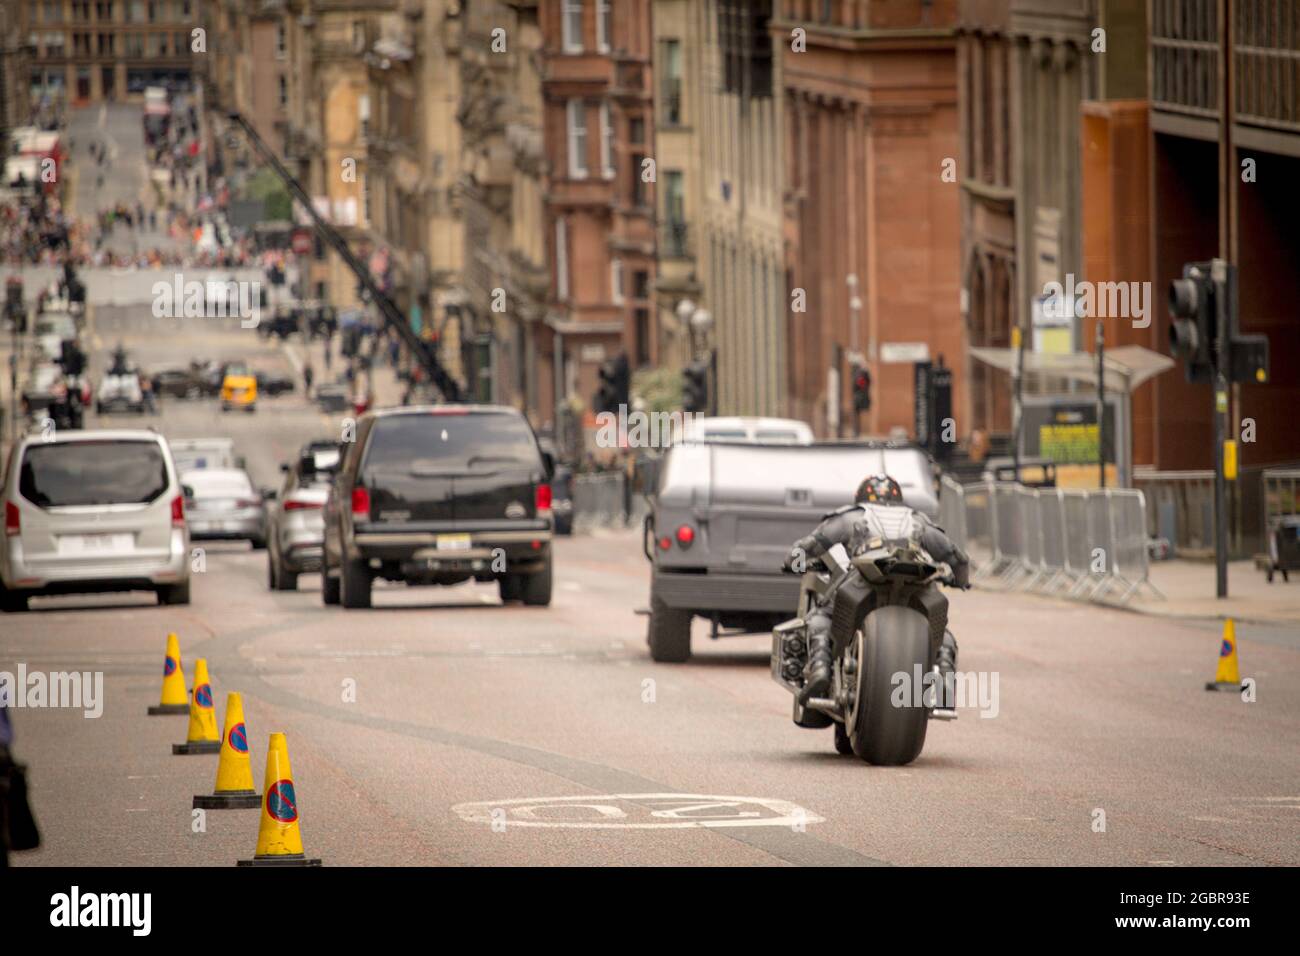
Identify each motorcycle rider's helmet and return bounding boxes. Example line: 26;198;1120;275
855;474;904;506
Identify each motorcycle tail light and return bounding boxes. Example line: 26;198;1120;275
170;495;185;527
675;524;695;547
4;500;20;536
351;486;371;519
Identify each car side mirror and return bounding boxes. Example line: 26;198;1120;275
541;450;556;479
262;488;277;500
279;462;290;473
181;484;194;498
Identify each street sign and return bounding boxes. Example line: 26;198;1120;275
881;342;930;364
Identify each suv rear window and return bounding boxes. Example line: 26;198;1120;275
20;440;169;507
362;412;539;474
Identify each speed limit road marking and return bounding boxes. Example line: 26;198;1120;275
452;793;824;830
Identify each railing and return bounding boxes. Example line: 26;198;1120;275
941;476;1162;606
571;472;648;531
660;220;690;258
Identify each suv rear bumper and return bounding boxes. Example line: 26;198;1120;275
352;528;551;561
652;567;801;614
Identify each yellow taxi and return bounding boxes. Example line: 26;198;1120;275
220;364;258;412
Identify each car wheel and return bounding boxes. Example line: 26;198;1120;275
520;560;552;607
249;536;267;551
0;585;28;613
498;574;522;604
321;567;341;605
270;551;297;592
647;589;692;662
157;580;191;606
340;553;371;609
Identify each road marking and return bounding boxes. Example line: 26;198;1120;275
452;793;824;830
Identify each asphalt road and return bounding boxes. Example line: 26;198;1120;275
4;318;1298;866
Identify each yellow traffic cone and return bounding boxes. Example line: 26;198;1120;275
1205;618;1244;692
237;733;321;866
172;658;221;754
194;692;261;809
147;632;189;715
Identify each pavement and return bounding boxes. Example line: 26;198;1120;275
1131;559;1300;625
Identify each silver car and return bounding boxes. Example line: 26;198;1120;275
1;430;191;611
182;467;268;548
267;442;340;590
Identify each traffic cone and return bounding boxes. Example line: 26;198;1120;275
194;693;261;809
1205;618;1244;692
172;658;221;754
237;733;322;866
147;632;189;715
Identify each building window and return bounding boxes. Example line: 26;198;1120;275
628;116;644;144
662;171;687;257
718;0;773;98
562;0;583;53
635;308;650;367
555;217;570;301
278;75;287;109
611;258;623;304
596;0;611;53
566;100;588;179
276;23;286;58
630;151;646;207
632;270;650;301
660;39;682;125
599;102;614;179
359;93;371;140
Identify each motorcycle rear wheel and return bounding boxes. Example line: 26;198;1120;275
847;605;930;766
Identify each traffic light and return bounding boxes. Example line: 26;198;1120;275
682;360;709;413
1168;262;1215;383
595;360;619;415
1168;260;1269;385
59;340;86;377
851;363;872;412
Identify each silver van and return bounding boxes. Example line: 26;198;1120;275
1;430;191;611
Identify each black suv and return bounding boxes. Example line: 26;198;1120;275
321;406;555;608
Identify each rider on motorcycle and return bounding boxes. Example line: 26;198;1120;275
788;474;970;706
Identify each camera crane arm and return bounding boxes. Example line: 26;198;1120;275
223;110;463;402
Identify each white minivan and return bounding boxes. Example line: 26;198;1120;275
1;430;191;611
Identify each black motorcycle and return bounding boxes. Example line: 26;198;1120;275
772;510;959;766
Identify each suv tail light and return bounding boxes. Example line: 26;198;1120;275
351;487;371;520
535;483;552;514
170;495;185;527
5;500;20;536
283;499;323;511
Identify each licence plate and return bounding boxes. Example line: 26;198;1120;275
58;533;133;555
435;534;472;551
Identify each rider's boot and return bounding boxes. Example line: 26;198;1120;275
798;622;833;705
932;630;959;717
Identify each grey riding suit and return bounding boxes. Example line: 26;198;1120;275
789;503;970;702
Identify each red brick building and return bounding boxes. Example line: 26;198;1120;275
781;0;962;438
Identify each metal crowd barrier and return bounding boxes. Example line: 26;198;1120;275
572;472;630;530
939;479;1162;605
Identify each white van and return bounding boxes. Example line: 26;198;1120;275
1;430;191;611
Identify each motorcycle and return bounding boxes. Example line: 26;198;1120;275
771;508;960;766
